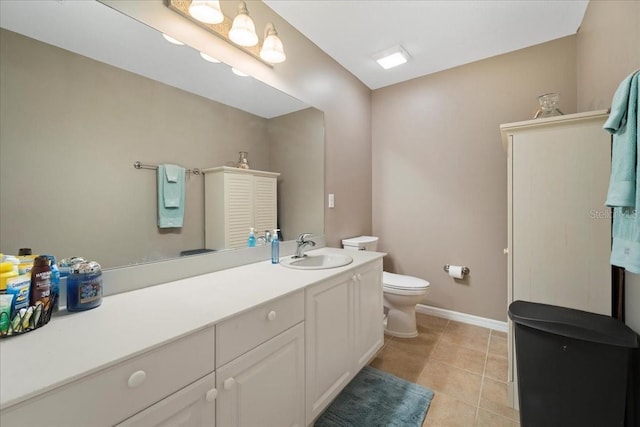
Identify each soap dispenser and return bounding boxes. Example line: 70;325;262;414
247;228;256;247
271;229;280;264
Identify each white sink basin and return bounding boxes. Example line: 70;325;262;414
280;253;353;270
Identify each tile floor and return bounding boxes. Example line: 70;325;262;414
369;312;520;427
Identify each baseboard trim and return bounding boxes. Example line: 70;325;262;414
416;304;508;333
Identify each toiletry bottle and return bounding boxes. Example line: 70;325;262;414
248;227;256;247
271;228;280;264
42;255;60;312
30;256;51;307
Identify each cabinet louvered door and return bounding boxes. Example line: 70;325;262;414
254;176;277;235
225;173;253;249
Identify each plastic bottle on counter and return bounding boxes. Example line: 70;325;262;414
0;261;18;294
30;256;51;307
42;255;60;312
247;227;256;247
271;228;280;264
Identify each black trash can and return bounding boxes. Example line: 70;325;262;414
508;300;639;427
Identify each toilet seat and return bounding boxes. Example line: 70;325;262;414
383;272;430;295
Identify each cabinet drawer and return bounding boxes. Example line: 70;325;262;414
0;327;215;427
216;290;304;367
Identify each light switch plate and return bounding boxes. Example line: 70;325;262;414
328;193;335;208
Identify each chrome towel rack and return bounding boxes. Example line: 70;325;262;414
133;161;201;175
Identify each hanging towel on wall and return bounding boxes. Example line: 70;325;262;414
606;70;640;272
157;164;185;228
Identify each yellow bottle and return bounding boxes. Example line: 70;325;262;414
0;261;18;292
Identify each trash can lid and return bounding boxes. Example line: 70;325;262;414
508;300;639;349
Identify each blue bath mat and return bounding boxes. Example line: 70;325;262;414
315;366;434;427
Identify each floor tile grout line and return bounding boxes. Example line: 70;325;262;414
474;333;491;422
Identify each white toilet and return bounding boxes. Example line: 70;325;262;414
342;236;430;338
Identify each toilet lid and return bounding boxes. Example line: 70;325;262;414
383;271;430;291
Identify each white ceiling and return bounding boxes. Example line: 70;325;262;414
265;0;590;90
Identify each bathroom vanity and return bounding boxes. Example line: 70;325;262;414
0;248;384;427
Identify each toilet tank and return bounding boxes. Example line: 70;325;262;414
342;236;378;251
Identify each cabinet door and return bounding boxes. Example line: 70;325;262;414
224;173;253;249
353;261;384;369
117;373;216;427
254;175;277;234
510;117;611;314
305;273;354;424
216;323;304;427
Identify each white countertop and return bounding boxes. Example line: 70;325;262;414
0;247;384;409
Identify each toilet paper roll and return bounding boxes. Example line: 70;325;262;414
448;265;464;279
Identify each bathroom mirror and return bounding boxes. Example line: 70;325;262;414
0;0;325;269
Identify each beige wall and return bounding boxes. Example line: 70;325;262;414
269;108;325;241
576;0;640;333
372;37;577;321
577;0;640;112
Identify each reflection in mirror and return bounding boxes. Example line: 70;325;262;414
0;0;324;270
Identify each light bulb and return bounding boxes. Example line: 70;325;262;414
260;23;286;64
188;1;224;24
229;1;258;47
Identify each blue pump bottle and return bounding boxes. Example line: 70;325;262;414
271;229;280;264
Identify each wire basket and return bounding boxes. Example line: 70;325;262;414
0;293;58;338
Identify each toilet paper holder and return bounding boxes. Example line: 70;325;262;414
443;265;470;276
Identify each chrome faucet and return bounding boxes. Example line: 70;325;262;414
293;233;316;258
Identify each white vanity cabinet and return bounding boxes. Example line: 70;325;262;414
116;373;216;427
305;259;384;425
215;291;305;427
0;327;216;427
203;166;279;250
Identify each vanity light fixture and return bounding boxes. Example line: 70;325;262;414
162;33;184;45
167;0;286;66
200;51;221;63
259;23;286;64
188;0;224;24
228;1;258;47
373;45;410;70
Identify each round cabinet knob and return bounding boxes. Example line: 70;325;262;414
223;377;235;390
352;274;357;282
127;370;146;388
267;310;277;321
356;273;362;281
206;388;218;402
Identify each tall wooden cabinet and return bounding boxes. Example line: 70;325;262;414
203;167;279;250
501;110;612;409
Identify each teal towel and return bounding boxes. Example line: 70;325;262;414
163;164;183;208
157;164;185;228
606;70;640;272
605;71;639;207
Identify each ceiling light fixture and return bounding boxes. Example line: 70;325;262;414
166;0;286;66
188;0;223;24
373;45;410;70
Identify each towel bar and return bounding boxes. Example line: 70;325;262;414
134;161;201;175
